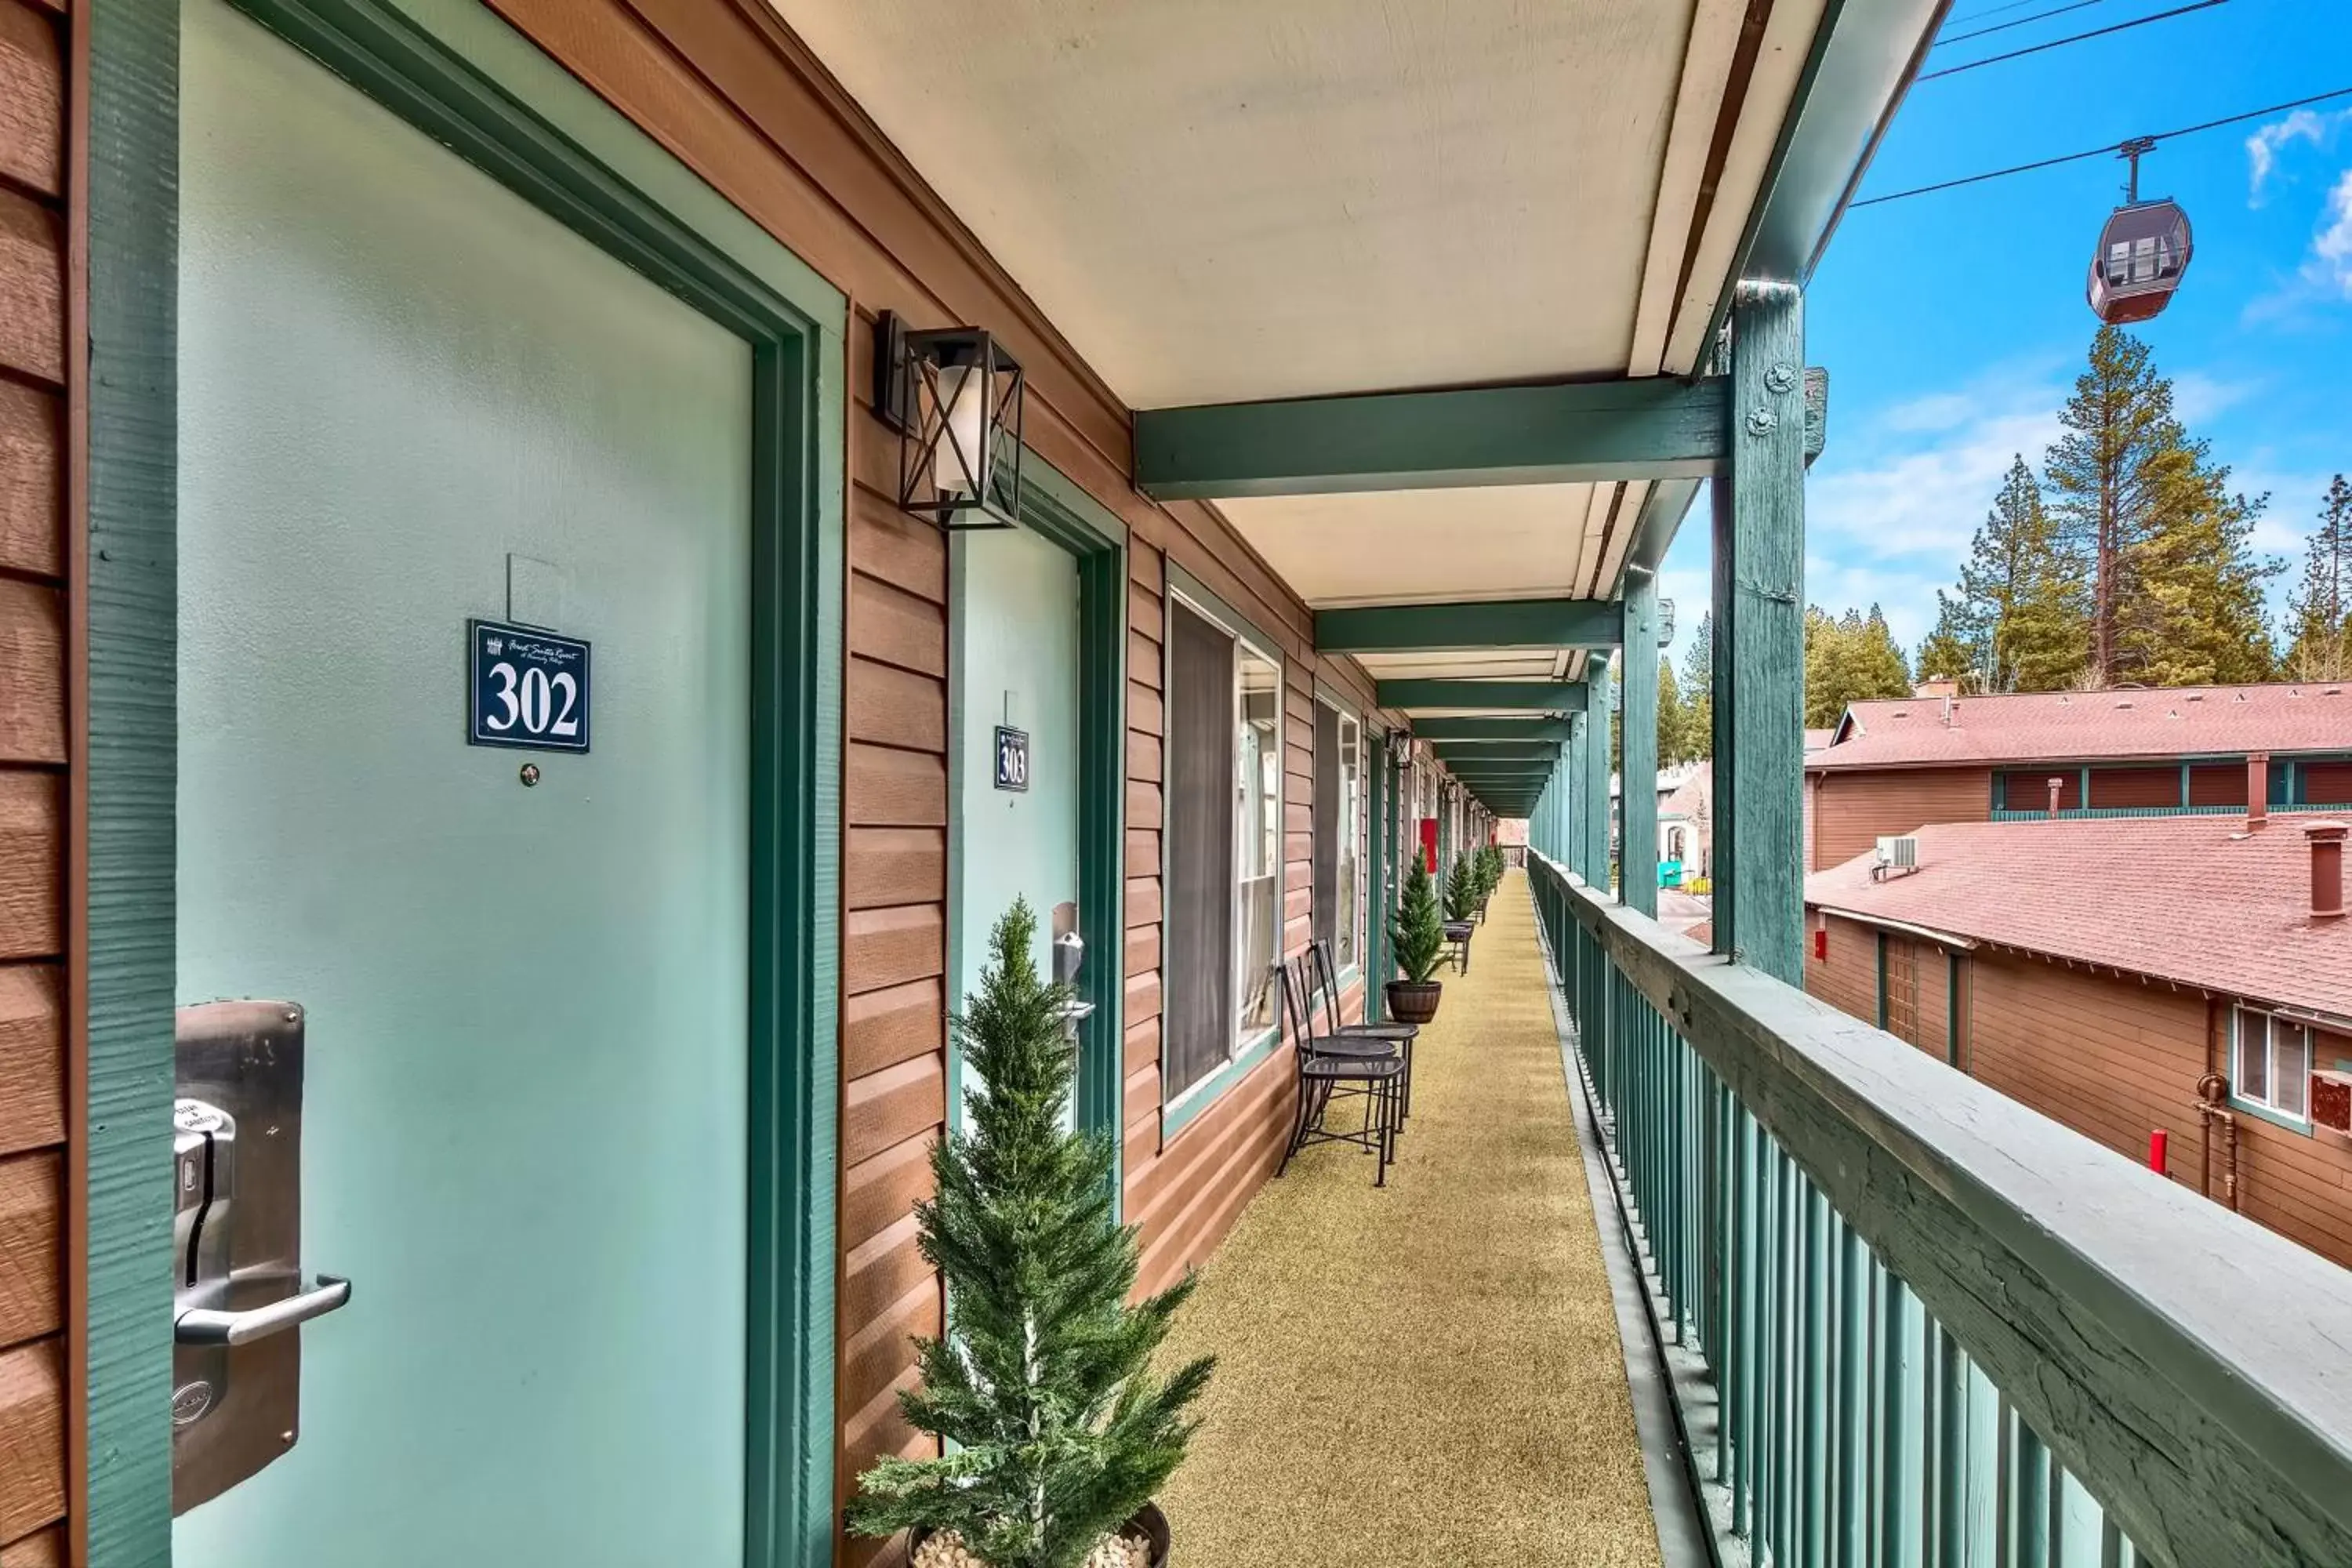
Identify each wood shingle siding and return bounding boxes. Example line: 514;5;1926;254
0;0;67;1555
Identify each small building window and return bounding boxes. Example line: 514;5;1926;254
2234;1006;2311;1121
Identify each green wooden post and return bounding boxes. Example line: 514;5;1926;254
1566;713;1588;883
1585;657;1615;891
1621;573;1660;916
1712;282;1808;983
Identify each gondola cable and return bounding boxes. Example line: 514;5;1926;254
1918;0;2230;83
1850;84;2352;208
1936;0;2122;50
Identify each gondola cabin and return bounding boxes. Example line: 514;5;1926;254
2086;198;2192;324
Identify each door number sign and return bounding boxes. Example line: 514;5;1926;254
993;725;1029;792
469;619;591;753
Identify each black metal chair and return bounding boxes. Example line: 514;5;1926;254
1308;938;1417;1118
1274;959;1402;1186
1442;919;1474;974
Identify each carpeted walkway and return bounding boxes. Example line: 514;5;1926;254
1156;871;1664;1566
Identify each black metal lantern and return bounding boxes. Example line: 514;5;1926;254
2087;139;2193;325
873;311;1025;530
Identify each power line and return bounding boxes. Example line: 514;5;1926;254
1944;0;2060;23
1918;0;2229;83
1850;85;2352;207
1935;0;2120;49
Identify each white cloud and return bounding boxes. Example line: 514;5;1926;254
2246;109;2348;204
2310;167;2352;297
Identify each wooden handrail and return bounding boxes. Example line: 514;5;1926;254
1528;849;2352;1568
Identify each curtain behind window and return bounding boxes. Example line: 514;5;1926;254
1312;702;1340;956
1164;601;1236;1101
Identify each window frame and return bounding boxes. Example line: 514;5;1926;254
2231;1004;2314;1131
1312;694;1367;982
1160;572;1286;1136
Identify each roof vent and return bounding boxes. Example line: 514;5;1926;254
1890;710;1911;720
2327;686;2344;697
2116;699;2134;710
2187;692;2205;702
2235;691;2250;702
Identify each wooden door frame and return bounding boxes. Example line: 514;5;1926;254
82;0;847;1561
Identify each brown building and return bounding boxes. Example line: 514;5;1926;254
1805;684;2352;871
1805;812;2352;1269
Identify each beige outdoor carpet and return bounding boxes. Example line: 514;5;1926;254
1154;871;1664;1567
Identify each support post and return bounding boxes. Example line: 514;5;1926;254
1621;572;1661;917
1566;713;1588;884
1713;282;1807;984
1585;657;1615;891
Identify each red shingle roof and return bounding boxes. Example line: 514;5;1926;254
1810;684;2352;771
1803;814;2352;1021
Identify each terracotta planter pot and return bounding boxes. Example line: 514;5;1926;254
1386;978;1443;1024
910;1502;1171;1568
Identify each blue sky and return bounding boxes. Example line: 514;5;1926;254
1660;0;2352;673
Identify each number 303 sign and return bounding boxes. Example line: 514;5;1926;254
469;619;591;753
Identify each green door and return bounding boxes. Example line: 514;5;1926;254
173;1;754;1560
951;525;1083;1116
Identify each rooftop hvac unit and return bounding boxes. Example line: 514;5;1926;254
1872;835;1918;877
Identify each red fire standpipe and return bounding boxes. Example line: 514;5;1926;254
2148;1127;2169;1175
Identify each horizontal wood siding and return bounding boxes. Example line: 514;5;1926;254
1810;766;1992;871
2305;760;2352;804
1809;912;2352;1273
0;0;66;1555
2188;761;2248;808
2087;764;2179;809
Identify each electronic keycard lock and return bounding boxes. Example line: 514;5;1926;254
172;1000;350;1514
1051;906;1094;1032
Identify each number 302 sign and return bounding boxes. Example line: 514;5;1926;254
469;619;591;753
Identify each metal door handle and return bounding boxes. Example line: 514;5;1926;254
176;1275;351;1348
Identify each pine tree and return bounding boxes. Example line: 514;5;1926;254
1917;456;2085;691
2286;476;2352;681
1389;855;1446;983
1656;663;1692;768
1443;853;1479;922
1679;612;1713;760
849;900;1212;1568
1802;604;1912;728
2044;326;2277;686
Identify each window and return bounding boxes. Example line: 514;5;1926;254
2234;1006;2311;1121
1162;591;1283;1107
1312;701;1363;975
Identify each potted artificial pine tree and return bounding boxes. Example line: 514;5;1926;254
1443;852;1479;925
849;899;1211;1568
1386;855;1447;1024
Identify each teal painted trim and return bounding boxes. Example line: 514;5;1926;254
137;3;849;1563
1367;736;1388;1021
1711;285;1808;984
1430;739;1562;762
1377;678;1588;712
1584;660;1614;887
1314;597;1621;653
1134;372;1828;499
2225;1007;2315;1137
1620;574;1661;919
1160;1025;1282;1141
1948;950;1964;1068
1987;804;2253;822
1412;717;1575;742
1017;454;1130;1214
85;0;182;1558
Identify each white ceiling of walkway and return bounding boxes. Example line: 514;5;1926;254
774;0;1844;714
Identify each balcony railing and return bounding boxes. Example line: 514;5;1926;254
1524;850;2352;1568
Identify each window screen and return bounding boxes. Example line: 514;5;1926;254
1163;601;1236;1102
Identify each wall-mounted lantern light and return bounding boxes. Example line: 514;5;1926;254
873;311;1025;530
1384;730;1414;769
1657;597;1677;648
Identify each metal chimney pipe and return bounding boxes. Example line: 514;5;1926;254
2047;776;2063;818
2248;752;2270;830
2310;821;2347;920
